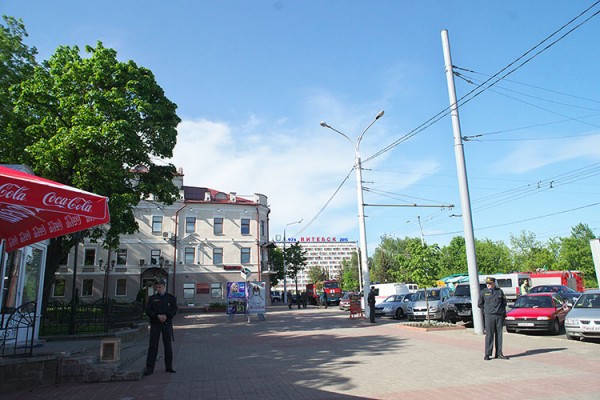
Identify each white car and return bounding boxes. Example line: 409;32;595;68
564;289;600;341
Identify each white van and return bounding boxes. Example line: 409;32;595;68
372;283;410;304
479;273;530;301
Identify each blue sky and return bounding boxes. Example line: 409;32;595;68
4;1;600;253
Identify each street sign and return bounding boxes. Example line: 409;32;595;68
241;267;252;280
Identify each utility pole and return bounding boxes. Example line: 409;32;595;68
441;29;483;335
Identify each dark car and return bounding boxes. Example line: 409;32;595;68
505;293;571;334
529;285;582;305
441;283;487;324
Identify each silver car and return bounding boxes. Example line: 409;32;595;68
374;293;414;319
407;287;452;321
564;289;600;341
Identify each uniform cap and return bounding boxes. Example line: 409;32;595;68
485;277;496;284
155;279;167;286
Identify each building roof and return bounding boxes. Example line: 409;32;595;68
182;186;255;204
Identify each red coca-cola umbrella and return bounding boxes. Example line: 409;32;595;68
0;165;110;252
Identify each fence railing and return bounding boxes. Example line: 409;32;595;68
40;300;146;337
0;301;37;358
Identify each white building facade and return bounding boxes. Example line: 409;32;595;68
51;172;272;307
274;236;357;293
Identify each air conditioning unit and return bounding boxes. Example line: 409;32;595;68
139;259;145;266
162;232;169;238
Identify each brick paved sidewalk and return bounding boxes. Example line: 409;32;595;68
2;306;599;400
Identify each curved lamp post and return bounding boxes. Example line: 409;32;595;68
99;257;116;301
283;219;303;303
320;110;384;319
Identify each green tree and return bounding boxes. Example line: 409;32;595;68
475;238;513;274
370;235;421;283
340;252;360;292
307;265;328;284
268;247;284;288
509;231;559;272
285;242;307;294
0;16;38;149
557;223;597;288
398;241;441;289
2;38;181;307
439;236;467;278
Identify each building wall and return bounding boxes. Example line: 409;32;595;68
51;186;271;307
274;237;358;293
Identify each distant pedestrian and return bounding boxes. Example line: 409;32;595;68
478;277;508;361
368;286;376;323
287;291;293;309
520;279;530;295
320;290;328;308
144;279;178;375
301;291;307;309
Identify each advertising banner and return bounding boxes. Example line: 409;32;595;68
247;281;266;314
226;281;247;315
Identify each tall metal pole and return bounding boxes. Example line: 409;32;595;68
441;29;483;335
321;111;384;320
69;232;81;335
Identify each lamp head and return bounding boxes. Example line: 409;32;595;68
320;121;329;128
375;110;384;120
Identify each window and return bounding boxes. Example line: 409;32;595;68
152;216;162;233
82;279;93;297
211;283;223;299
241;247;251;264
151;249;161;265
117;249;127;265
214;218;223;235
116;279;127;296
184;247;195;264
183;283;195;299
260;220;265;237
53;279;66;297
84;249;96;266
241;219;250;235
186;217;196;233
213;248;223;265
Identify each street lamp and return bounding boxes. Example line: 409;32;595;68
283;219;303;303
99;257;116;301
320;110;384;319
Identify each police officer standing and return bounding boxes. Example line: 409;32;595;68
367;286;376;323
478;277;509;360
144;279;178;375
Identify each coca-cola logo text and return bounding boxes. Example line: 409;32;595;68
43;192;93;213
0;183;28;202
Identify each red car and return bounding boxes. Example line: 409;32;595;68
505;293;571;334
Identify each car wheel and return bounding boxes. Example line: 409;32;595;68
550;318;560;335
566;334;578;341
395;308;404;319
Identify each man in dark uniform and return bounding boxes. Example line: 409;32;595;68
144;279;178;375
367;286;376;323
478;277;508;360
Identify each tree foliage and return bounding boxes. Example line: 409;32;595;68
1;17;182;307
268;247;284;288
285;242;307;293
340;251;360;292
306;265;328;284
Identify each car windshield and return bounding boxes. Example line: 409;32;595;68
454;285;470;296
514;296;553;308
573;293;600;308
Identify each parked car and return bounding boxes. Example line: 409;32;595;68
339;292;355;311
441;283;487;324
407;287;452;321
374;292;414;319
528;285;582;305
564;289;600;341
270;290;282;302
505;293;570;334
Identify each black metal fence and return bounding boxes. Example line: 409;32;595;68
40;300;146;337
0;301;37;358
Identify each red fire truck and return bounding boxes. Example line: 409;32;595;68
529;270;585;292
306;280;342;306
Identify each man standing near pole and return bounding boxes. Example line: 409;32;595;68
478;277;508;360
368;286;376;323
144;279;178;375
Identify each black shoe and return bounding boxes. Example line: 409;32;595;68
166;368;176;373
484;355;491;361
144;368;154;376
496;354;509;360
